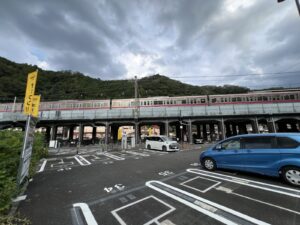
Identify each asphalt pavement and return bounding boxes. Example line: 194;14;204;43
17;144;300;225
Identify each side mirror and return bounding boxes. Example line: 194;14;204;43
215;144;222;151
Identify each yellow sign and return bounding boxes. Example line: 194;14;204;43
118;127;122;140
30;95;40;117
23;70;38;115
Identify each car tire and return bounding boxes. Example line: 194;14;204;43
281;166;300;187
162;146;167;151
202;157;216;171
147;144;151;150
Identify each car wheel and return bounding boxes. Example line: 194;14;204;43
282;166;300;187
202;158;216;171
147;144;151;150
162;146;167;151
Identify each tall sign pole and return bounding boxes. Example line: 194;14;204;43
17;70;40;185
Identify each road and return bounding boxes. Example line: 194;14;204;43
18;145;300;225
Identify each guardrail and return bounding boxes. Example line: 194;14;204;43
1;102;300;122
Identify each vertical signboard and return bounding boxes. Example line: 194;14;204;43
18;70;40;185
23;70;38;115
17;116;37;185
31;95;41;117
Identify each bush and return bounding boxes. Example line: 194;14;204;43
0;130;48;216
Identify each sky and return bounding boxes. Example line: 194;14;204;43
0;0;300;89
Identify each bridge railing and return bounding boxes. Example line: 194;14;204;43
0;102;300;122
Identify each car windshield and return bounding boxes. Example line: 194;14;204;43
161;136;174;142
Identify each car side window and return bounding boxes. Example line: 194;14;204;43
276;137;299;149
243;137;274;149
220;139;241;150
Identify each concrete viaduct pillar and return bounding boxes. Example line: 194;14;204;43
188;120;193;144
79;124;84;145
105;122;109;145
92;126;97;144
251;118;259;134
165;121;169;137
50;125;57;140
203;124;207;140
135;122;140;144
267;117;277;133
218;119;225;140
69;126;74;140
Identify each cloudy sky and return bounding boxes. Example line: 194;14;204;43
0;0;300;89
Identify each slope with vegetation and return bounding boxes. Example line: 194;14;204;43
0;130;47;223
0;56;250;103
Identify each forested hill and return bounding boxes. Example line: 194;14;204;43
0;56;250;102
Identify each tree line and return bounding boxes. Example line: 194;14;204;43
0;56;252;103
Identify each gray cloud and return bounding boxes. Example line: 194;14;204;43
0;0;299;88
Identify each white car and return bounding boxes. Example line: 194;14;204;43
145;135;179;151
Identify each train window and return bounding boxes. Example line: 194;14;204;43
212;98;217;103
290;95;295;100
182;100;186;104
284;95;289;100
258;96;262;101
263;96;268;101
200;99;205;103
154;101;163;105
232;98;236;102
237;97;242;102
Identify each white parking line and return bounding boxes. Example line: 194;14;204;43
111;195;175;225
142;149;168;154
125;151;150;157
146;180;269;225
74;155;91;166
37;159;47;173
73;203;98;225
187;169;300;199
99;152;125;161
180;176;221;193
215;186;300;216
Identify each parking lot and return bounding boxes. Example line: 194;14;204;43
19;145;300;225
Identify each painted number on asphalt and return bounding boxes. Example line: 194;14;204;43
158;170;174;176
104;184;125;193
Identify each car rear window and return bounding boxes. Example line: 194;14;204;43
242;137;274;149
276;137;299;149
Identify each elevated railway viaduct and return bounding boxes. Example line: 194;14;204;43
1;102;300;145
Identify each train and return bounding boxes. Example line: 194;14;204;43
0;89;299;112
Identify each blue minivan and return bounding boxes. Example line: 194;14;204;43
200;133;300;186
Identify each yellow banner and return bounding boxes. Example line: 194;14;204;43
30;95;40;117
23;70;38;115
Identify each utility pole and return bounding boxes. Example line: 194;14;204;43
134;76;139;119
278;0;300;16
134;76;139;146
